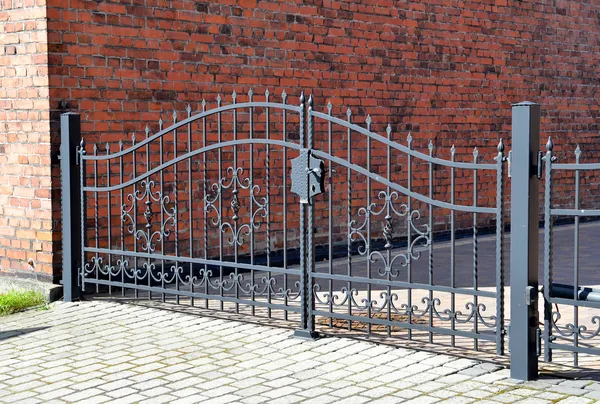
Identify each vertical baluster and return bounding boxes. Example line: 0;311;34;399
249;89;255;316
119;140;124;296
201;100;208;308
188;104;195;307
385;124;392;337
173;111;180;305
80;139;87;293
346;107;352;330
265;89;272;319
366;115;372;336
146;125;152;300
407;133;413;340
94;144;99;294
428;140;434;344
495;139;506;356
573;144;581;366
473;147;479;351
450;145;456;347
159;118;164;302
327;102;333;328
233;90;239;313
282;91;288;320
133;133;138;299
543;137;554;362
218;95;224;312
298;92;306;330
307;94;315;334
107;144;112;295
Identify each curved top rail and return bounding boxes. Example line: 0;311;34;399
82;101;301;161
311;110;497;170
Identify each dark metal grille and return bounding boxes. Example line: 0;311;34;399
542;138;600;367
73;89;507;356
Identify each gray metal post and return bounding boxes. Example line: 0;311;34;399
509;101;540;380
60;113;82;302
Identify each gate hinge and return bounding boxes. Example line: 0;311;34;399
524;285;536;306
291;148;325;204
536;327;542;357
507;150;512;178
536;150;543;179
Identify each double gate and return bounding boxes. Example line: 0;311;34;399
59;91;599;379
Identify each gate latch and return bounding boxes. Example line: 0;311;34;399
291;149;325;204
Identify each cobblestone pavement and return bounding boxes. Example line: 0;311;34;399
1;301;599;404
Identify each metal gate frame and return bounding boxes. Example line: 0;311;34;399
60;95;589;381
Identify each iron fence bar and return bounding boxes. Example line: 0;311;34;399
428;140;434;344
366;115;372;336
495;140;505;356
191;104;197;307
573;145;581;366
548;343;600;356
84;102;302;161
310;272;497;297
159;120;164;302
60;113;82;302
549;208;600;216
173;112;180;305
347;108;353;331
218;95;224;312
146;126;152;300
119;140;124;297
543;137;554;363
83;278;303;312
549;297;600;309
450;145;456;347
307;94;316;335
327;102;333;328
473;148;479;350
233;91;239;314
407;134;413;340
94;144;99;294
282;91;288;321
553;162;600;170
385;124;391;337
107;144;112;295
265;90;272;319
249;90;255;316
312;310;498;341
509;101;541;381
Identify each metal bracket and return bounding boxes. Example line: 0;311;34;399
525;285;536;306
536;150;543;179
291;149;325;204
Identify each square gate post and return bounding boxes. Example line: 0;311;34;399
60;113;82;302
509;101;540;380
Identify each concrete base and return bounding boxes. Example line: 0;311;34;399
292;329;320;340
0;273;63;303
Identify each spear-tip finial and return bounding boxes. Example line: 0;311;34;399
497;138;505;153
473;147;479;159
365;115;372;127
575;144;581;160
346;107;352;119
451;144;456;156
407;132;412;146
428;139;434;152
299;92;305;104
159;116;163;129
248;88;253;100
327;101;332;114
216;94;222;105
264;89;269;100
145;124;150;136
281;90;287;103
386;124;391;136
308;94;313;108
172;110;177;121
232;90;237;102
118;139;123;150
546;136;553;152
186;104;192;115
132;132;136;143
106;142;110;153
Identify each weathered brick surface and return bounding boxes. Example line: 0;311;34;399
0;0;52;278
2;0;600;280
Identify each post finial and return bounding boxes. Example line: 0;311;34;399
546;136;554;152
498;138;505;153
299;92;305;104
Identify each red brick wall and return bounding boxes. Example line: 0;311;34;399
4;0;600;279
0;0;53;279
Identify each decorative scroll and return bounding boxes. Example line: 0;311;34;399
550;311;600;341
204;166;268;246
314;284;497;330
349;191;430;277
121;180;177;252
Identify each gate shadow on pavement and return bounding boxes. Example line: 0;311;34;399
0;326;50;341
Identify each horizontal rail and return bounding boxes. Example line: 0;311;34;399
83;278;302;313
312;310;497;341
550;209;600;217
311;110;497;170
548;342;600;356
311;272;497;298
548;296;600;309
83;247;301;276
83;102;302;161
83;139;303;192
553;162;600;171
311;149;498;214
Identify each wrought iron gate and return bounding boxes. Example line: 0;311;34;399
60;90;509;364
